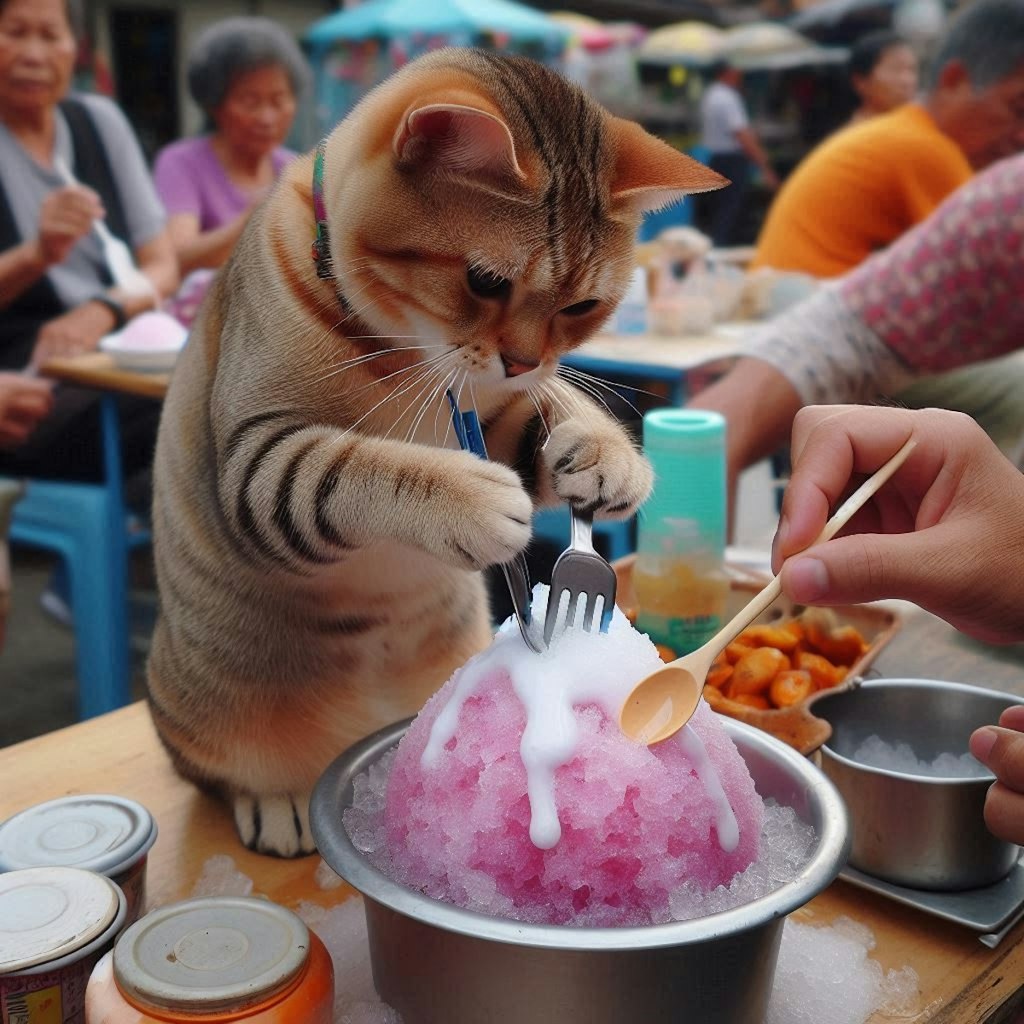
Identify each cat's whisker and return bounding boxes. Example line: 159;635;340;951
405;364;459;445
392;359;454;443
537;378;575;421
442;369;468;450
312;344;451;386
343;350;455;398
557;364;666;413
525;388;552;440
433;368;461;444
554;368;616;418
333;351;458;444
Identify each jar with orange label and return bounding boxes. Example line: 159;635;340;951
84;897;334;1024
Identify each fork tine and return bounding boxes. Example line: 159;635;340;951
543;585;566;645
581;593;597;632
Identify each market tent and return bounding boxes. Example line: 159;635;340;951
722;22;848;69
306;0;571;52
638;20;724;64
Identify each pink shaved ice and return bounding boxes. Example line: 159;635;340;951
383;652;764;927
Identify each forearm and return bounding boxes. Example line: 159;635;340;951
735;128;773;177
174;216;247;275
0;242;48;309
109;234;180;316
687;356;802;482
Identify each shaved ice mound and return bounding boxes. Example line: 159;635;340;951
379;594;765;927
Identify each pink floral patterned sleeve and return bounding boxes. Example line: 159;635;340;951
840;153;1024;373
743;154;1024;405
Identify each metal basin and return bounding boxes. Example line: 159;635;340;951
814;678;1022;891
311;716;849;1024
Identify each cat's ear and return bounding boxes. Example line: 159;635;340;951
608;117;727;214
394;103;524;180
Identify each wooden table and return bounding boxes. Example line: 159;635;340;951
41;352;170;401
2;689;1023;1023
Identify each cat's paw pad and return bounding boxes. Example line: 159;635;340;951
233;792;315;858
443;454;533;569
543;421;653;519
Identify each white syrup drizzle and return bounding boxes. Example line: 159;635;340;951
422;593;739;852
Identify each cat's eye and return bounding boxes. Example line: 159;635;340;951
560;299;600;316
467;267;512;300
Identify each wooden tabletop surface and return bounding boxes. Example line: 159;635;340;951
40;352;170;400
2;697;1023;1023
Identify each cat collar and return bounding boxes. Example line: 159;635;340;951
311;139;333;280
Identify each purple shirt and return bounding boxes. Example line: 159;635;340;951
153;136;295;231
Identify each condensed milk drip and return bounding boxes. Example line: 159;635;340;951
422;599;740;852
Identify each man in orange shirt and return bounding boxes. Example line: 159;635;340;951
753;0;1024;277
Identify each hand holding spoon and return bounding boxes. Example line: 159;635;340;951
619;438;917;746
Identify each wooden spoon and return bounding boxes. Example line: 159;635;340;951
620;438;917;746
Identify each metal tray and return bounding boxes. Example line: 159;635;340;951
839;857;1024;948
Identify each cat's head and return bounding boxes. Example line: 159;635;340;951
320;49;725;391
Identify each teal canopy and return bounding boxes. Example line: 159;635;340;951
305;0;571;51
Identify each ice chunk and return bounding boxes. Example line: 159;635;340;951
767;917;919;1024
850;735;990;778
190;854;254;898
294;898;402;1023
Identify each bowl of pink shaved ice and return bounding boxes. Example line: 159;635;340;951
99;311;188;371
311;599;849;1024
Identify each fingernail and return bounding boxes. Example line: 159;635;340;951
786;557;829;602
771;516;789;572
970;727;997;764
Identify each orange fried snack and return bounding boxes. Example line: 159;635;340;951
727;646;790;698
794;650;846;690
769;669;814;707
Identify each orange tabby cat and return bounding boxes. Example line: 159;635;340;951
148;49;725;855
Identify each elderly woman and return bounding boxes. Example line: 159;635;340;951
0;0;177;480
154;18;309;278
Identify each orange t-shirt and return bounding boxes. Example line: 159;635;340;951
751;104;973;277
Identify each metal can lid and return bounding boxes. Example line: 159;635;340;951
0;794;157;876
114;897;310;1012
0;867;121;973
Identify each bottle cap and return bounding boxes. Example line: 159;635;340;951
640;409;726;551
0;866;121;972
114;897;310;1013
0;794;157;877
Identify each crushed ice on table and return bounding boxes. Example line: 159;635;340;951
190;853;254;897
851;735;991;778
767;916;919;1024
316;857;346;890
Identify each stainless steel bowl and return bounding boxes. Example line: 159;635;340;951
311;716;849;1024
814;678;1022;891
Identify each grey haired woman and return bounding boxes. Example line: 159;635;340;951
154;17;311;278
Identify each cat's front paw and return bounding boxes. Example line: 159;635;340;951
434;453;533;570
233;792;315;858
543;420;653;518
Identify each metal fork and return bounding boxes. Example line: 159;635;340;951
543;509;618;645
446;390;542;654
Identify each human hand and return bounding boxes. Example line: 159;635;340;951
29;301;117;370
36;185;105;267
970;705;1024;845
762;167;780;191
0;373;54;447
772;405;1024;644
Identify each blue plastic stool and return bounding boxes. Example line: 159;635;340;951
532;507;635;563
6;395;131;719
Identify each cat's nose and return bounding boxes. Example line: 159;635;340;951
501;354;539;377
